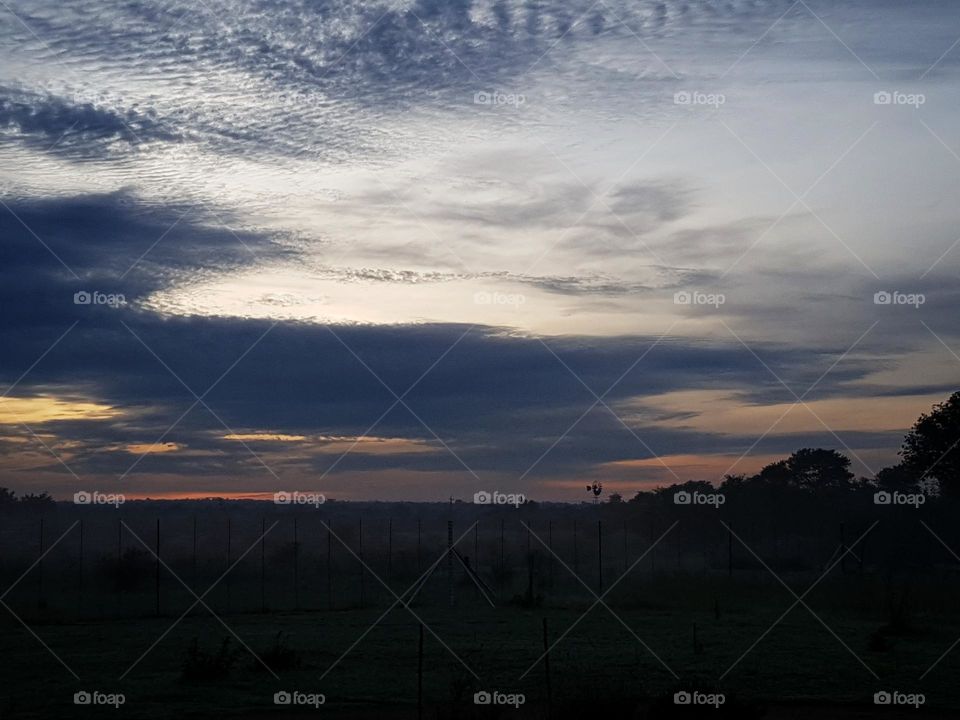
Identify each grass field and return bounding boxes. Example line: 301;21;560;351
3;572;960;718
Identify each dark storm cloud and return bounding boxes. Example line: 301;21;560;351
0;191;946;487
0;308;885;480
0;191;290;327
0;88;179;157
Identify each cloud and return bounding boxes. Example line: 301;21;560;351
0;87;180;158
0;191;933;490
2;0;959;501
0;191;290;324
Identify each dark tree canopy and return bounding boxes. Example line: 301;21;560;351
782;448;854;490
727;448;854;492
874;463;920;493
18;492;55;509
901;391;960;495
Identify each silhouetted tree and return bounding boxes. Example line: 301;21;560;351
750;449;854;491
784;448;854;490
901;391;960;496
655;480;716;501
18;492;55;510
874;463;921;493
756;459;793;485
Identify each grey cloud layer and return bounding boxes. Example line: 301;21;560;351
2;0;959;497
0;192;939;488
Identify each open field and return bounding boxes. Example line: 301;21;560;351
3;574;960;718
3;499;960;717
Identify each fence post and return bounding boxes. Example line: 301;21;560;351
359;516;365;607
573;520;579;578
327;518;333;611
294;516;299;610
116;517;122;613
447;520;454;607
623;520;628;574
548;520;554;587
597;520;603;594
727;523;733;577
417;623;424;720
192;515;198;590
542;617;552;718
37;517;44;609
260;517;266;613
499;519;505;594
78;518;83;615
226;517;232;612
388;518;393;583
417;518;422;574
650;515;656;574
155;518;160;618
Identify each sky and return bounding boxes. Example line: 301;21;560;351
1;0;958;501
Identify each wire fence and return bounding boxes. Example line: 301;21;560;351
2;498;951;623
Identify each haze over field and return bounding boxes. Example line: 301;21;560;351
1;0;959;500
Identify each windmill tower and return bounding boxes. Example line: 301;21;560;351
586;481;603;504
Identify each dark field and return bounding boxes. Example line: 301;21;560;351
2;497;960;718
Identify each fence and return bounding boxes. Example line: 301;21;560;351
0;500;950;621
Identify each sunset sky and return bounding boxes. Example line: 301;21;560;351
1;0;958;500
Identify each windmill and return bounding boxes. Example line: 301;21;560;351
586;481;603;504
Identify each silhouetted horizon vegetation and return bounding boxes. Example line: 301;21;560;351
2;391;957;510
